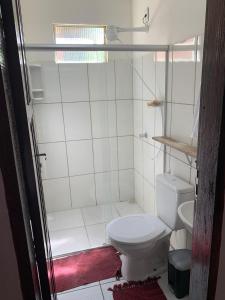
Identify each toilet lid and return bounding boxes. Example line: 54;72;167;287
106;214;166;244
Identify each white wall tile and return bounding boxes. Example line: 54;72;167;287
172;58;195;104
95;171;119;204
143;101;155;141
143;179;155;215
143;142;155;185
134;137;143;175
70;175;96;208
171;103;194;144
59;64;89;102
63;102;92;140
155;56;166;101
38;142;68;179
91;101;117;138
155;150;164;178
117;100;133;136
118;136;134;170
93;138;118;173
155;106;164;139
41;63;61;102
133;100;143;138
67;140;94;176
134;171;144;209
169;156;191;183
119;170;134;202
143;53;156;100
88;62;115;101
133;57;143;100
34;104;65;143
43;178;71;212
115;60;133;99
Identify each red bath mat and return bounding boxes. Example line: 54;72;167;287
51;246;122;293
109;278;166;300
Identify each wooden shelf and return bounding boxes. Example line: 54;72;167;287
152;136;197;158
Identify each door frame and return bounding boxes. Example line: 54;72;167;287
1;0;225;299
0;0;54;299
190;0;225;299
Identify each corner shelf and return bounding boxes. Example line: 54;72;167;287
152;136;197;158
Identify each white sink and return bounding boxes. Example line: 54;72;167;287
178;201;195;234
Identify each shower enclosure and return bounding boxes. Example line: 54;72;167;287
26;44;167;257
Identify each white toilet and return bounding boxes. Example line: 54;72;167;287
106;174;194;281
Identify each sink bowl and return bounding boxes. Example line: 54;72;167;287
178;201;195;234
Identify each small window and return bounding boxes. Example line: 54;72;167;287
54;24;107;64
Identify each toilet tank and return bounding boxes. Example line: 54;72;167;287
156;174;195;230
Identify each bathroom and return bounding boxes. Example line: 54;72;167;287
20;0;206;299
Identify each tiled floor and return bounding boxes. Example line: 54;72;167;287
48;201;143;257
57;273;189;300
48;202;189;300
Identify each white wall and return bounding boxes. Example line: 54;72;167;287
132;35;204;249
132;52;165;215
31;60;134;212
21;0;132;44
132;0;206;45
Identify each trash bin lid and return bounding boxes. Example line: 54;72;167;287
168;249;192;271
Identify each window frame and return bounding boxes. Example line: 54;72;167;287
53;23;108;64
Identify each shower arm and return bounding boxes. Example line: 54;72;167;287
115;25;150;34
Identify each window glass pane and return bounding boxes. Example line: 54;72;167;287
54;25;107;63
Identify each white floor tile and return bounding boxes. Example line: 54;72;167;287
50;227;89;257
114;202;143;217
99;277;117;285
59;282;99;294
58;285;104;300
47;209;84;232
101;279;126;300
86;223;107;248
82;204;119;226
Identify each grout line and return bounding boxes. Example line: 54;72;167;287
168;48;174;173
114;60;121;202
42;168;135;181
33;98;135;106
37;134;135;145
87;64;98;206
80;208;92;248
99;282;105;299
57;64;73;209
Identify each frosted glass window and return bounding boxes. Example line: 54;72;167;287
54;24;107;63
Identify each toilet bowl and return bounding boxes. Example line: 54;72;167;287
106;174;195;281
107;214;171;281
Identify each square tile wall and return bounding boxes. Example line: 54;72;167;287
133;52;165;215
132;36;203;222
33;61;134;212
165;36;203;188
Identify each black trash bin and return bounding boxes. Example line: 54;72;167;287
168;249;192;299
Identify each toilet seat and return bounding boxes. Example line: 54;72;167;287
107;214;166;244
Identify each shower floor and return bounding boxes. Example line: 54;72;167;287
47;201;143;257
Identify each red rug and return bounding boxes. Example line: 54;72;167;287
51;246;122;293
109;278;166;300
